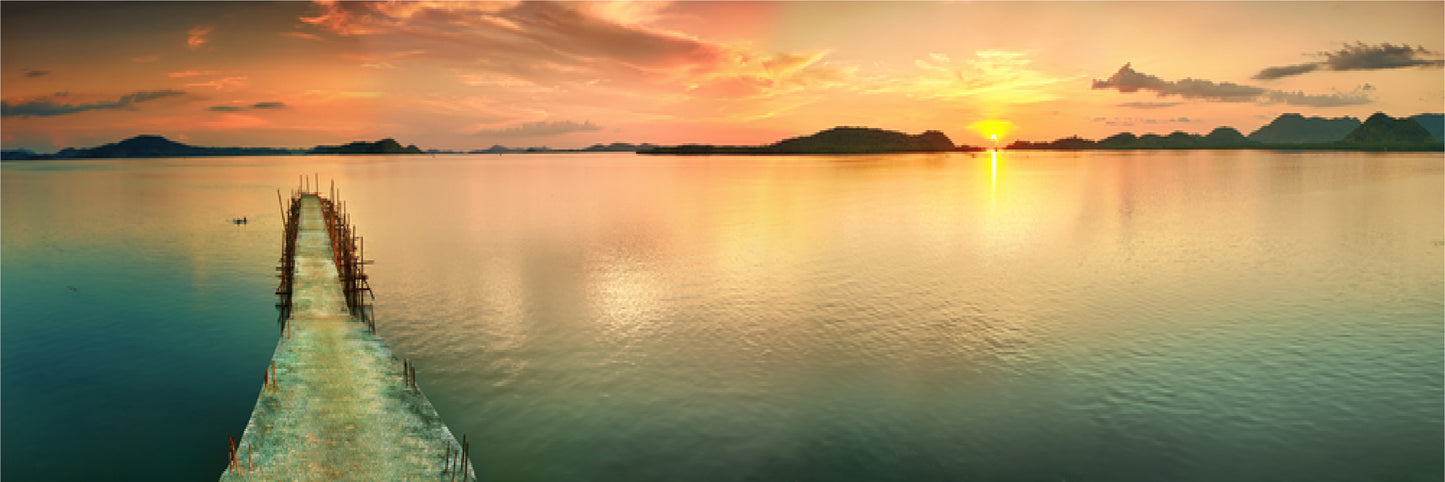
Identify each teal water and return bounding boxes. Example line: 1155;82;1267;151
2;151;1441;480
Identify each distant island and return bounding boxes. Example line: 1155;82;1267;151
440;142;660;154
1006;112;1443;151
308;138;423;155
6;112;1440;161
639;127;983;155
1;135;427;160
1;136;665;160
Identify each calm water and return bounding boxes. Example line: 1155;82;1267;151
2;151;1441;480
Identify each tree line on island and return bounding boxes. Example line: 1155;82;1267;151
636;112;1440;154
0;137;661;160
1005;112;1443;151
3;112;1440;161
2;136;425;160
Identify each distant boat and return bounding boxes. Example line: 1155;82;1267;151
231;217;248;225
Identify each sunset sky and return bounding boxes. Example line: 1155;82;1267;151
2;1;1441;152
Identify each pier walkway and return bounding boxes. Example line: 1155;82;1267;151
221;192;473;480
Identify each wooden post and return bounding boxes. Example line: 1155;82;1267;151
462;436;470;480
229;436;238;474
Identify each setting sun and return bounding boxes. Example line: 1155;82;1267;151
969;120;1017;144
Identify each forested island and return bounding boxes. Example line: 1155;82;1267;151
1;135;426;160
639;127;982;155
1006;112;1443;151
5;112;1439;161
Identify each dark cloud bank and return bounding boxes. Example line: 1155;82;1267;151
208;101;287;112
1;89;184;118
1254;42;1444;80
1094;63;1370;107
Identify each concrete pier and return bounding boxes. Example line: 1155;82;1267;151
221;192;473;480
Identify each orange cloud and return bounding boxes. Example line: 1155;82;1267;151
188;25;214;50
280;31;329;42
200;113;268;129
168;70;220;78
185;76;248;91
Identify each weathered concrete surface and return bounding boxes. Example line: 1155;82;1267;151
222;194;473;480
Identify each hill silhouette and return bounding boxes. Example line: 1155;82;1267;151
1006;112;1441;151
2;135;428;160
641;127;969;155
1342;113;1438;145
43;135;294;159
1246;113;1360;144
309;138;423;154
1202;127;1247;145
1408;113;1443;141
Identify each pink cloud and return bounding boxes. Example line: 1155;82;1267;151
294;0;853;122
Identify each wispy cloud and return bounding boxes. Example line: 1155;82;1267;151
294;1;853;117
168;70;221;78
2;90;185;118
474;120;601;138
1263;87;1373;107
1252;63;1319;80
208;101;286;112
1092;116;1196;127
1253;42;1445;80
1093;63;1371;107
188;25;214;50
865;51;1080;107
22;69;50;78
281;31;329;42
131;55;161;63
1117;101;1182;109
185;76;248;91
1093;63;1264;102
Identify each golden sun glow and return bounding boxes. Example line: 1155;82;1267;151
969;119;1017;144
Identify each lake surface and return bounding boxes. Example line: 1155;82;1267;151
2;150;1441;481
